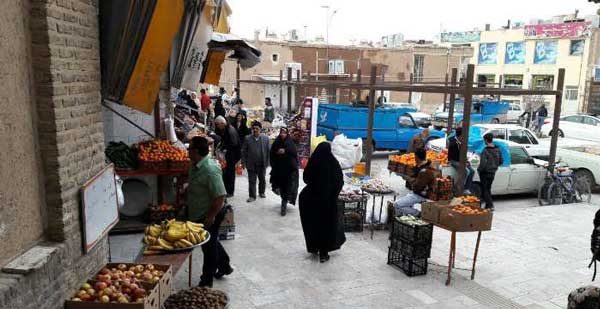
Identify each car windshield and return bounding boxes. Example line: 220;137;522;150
510;146;531;165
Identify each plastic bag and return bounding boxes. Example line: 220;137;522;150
311;135;327;153
331;134;363;169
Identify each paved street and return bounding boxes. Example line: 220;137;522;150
110;158;600;308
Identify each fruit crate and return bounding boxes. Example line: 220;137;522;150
169;160;191;170
343;210;364;232
65;281;159;309
337;195;368;216
139;160;168;171
387;247;428;277
104;263;172;306
389;238;431;259
390;217;433;245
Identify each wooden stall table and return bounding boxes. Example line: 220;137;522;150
431;223;483;286
135;247;195;288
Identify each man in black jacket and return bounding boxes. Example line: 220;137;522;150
477;133;503;210
448;128;474;194
214;116;241;197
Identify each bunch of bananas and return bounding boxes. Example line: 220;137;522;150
143;219;208;251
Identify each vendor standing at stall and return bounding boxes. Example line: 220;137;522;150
214;116;241;198
187;136;233;288
393;148;437;215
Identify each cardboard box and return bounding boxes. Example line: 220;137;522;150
438;207;493;232
420;201;451;224
105;263;172;306
65;282;159;309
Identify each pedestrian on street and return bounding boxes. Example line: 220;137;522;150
407;128;430;153
241;121;270;203
477;133;503;210
536;104;548;133
199;89;212;112
448;128;474;194
299;142;345;263
214;116;241;197
270;127;299;216
264;97;275;123
234;113;250;142
187;136;233;287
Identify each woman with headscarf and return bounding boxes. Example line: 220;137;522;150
270;127;299;216
234;113;250;142
299;142;345;263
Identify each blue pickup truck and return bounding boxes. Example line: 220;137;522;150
431;99;510;130
316;104;444;152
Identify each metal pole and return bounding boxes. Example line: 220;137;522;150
355;68;362;104
457;64;475;194
287;67;293;112
366;65;377;176
279;70;283;109
408;73;413;104
548;69;566;170
447;68;458;133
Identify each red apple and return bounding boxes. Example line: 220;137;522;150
94;281;107;291
100;295;110;303
103;288;113;297
146;264;155;271
142;272;153;281
125;271;135;278
76;290;87;298
134;265;145;273
133;288;146;297
79;293;92;302
118;264;128;271
100;267;110;275
122;288;132;295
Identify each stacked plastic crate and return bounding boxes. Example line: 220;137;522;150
388;216;433;276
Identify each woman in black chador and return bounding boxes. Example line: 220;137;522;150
299;142;345;263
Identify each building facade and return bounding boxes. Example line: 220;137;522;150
219;41;473;113
444;19;598;114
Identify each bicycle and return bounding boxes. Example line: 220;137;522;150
538;164;592;206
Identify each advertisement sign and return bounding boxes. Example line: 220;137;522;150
534;40;558;64
525;22;592;39
505;41;526;64
570;40;585;56
440;31;481;43
478;43;498;65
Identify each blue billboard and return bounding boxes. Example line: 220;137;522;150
505;41;525;64
534;40;558;64
478;43;498;65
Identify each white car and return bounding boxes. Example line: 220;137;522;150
441;142;547;196
541;114;600;143
428;124;549;159
507;103;523;123
557;145;600;187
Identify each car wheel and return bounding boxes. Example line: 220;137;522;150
575;169;596;190
549;129;564;138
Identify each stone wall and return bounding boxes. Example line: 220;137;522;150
0;0;108;308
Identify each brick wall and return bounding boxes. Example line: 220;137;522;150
0;0;108;308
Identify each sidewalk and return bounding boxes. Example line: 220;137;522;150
110;169;600;308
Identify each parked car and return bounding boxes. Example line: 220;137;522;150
541;114;600;143
408;112;432;128
316;104;444;152
557;145;600;188
507;103;523;123
441;141;547;196
432;99;510;130
428;124;550;160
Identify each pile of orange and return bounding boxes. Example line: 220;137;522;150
138;140;188;162
451;205;488;215
389;151;448;167
460;195;480;204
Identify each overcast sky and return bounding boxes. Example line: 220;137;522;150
227;0;600;44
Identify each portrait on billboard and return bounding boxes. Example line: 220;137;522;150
570;40;585;56
534;40;558;64
505;41;525;64
478;43;498;65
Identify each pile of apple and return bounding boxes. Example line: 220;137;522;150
70;263;164;303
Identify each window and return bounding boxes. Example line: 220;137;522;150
477;74;495;88
271;54;280;63
532;75;554;90
413;55;424;83
583;116;600;126
489;129;506;140
504;75;523;89
508;129;533;144
565;86;579;101
570;40;585;56
563;115;582;123
399;115;415;128
510;146;531;165
510;104;522;112
524;130;539;144
328;60;345;75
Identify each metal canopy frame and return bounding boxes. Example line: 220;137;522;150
238;64;565;185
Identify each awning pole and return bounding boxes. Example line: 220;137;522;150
366;65;377;176
457;64;475;195
548;68;566;171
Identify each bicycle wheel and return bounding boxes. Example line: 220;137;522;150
538;177;554;206
574;178;592;204
546;182;564;205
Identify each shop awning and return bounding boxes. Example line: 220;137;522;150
207;32;262;70
100;0;185;114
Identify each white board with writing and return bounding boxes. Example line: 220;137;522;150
81;164;119;253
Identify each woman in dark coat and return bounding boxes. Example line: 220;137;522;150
299;142;345;262
234;113;250;142
270;127;299;217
